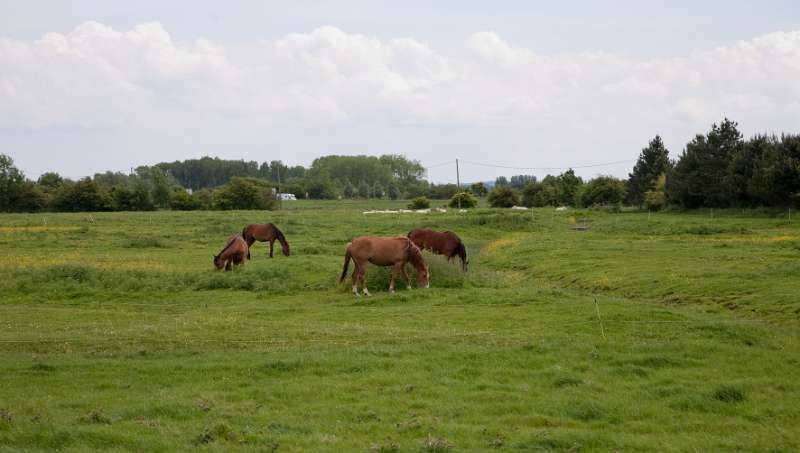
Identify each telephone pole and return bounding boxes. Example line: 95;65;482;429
456;158;461;209
276;166;282;210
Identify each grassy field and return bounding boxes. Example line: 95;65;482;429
1;201;799;452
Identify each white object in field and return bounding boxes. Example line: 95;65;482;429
511;205;529;210
555;206;568;211
362;209;431;214
435;207;447;213
277;193;297;201
459;209;467;213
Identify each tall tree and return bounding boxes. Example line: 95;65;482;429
555;169;583;206
627;135;670;206
667;118;743;207
0;154;25;212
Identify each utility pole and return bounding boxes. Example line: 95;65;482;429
276;166;282;210
456;158;461;209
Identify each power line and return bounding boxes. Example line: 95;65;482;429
423;160;456;170
458;158;636;171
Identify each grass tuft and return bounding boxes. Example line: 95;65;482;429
29;363;56;373
194;422;236;444
79;409;111;425
123;237;170;248
712;385;746;403
554;377;584;388
423;434;454;452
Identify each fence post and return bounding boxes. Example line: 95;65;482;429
594;298;606;341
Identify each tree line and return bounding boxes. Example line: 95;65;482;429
1;118;797;212
469;118;797;210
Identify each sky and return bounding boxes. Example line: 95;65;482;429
2;0;799;183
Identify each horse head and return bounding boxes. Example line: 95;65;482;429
408;244;430;288
212;254;225;270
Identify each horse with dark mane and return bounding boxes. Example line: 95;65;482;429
338;236;429;296
213;234;249;271
408;228;468;271
242;223;290;259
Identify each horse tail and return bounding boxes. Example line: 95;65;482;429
338;245;352;286
241;227;251;259
454;239;468;271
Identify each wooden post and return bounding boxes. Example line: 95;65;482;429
277;167;282;211
456;158;461;210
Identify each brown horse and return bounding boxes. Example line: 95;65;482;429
338;236;430;296
242;223;290;259
408;228;468;271
213;234;249;271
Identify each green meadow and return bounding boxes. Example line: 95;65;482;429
1;201;799;452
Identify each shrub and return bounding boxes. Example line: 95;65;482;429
522;181;559;207
169;189;201;210
487;186;520;208
448;192;478;208
111;182;154;211
576;175;626;207
52;178;110;212
644;174;667;211
213;177;276;210
469;182;488;197
408;197;430;209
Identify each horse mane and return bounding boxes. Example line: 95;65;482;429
405;240;425;268
217;236;239;258
268;223;288;247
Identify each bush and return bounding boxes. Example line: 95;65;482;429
111;182;154;211
213;177;276;210
52;178;110;212
576;176;626;207
469;182;488;197
487;186;520;208
522;181;559;207
13;182;47;212
644;174;667;211
169;189;201;211
408;197;430;209
387;184;401;200
448;192;478;208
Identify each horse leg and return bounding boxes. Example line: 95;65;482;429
390;264;402;293
359;266;370;297
225;260;232;271
351;262;360;296
402;265;412;289
269;239;274;258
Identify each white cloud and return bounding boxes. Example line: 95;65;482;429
2;22;799;130
2;22;800;180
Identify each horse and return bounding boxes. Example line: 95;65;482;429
242;223;290;259
213;234;249;271
338;236;430;296
407;228;468;271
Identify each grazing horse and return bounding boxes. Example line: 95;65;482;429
407;228;468;271
213;235;249;271
338;236;430;296
242;223;290;259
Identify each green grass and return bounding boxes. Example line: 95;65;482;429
1;201;799;451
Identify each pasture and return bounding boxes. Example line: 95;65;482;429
1;202;799;452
